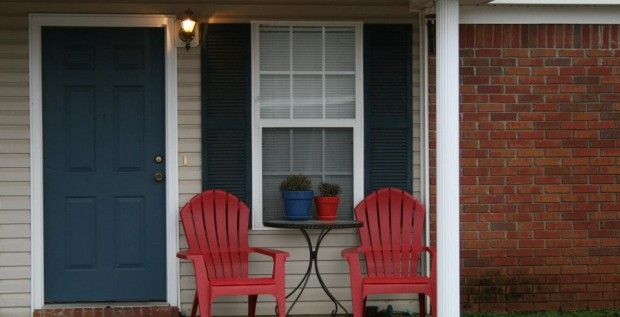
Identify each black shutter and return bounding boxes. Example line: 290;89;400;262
201;24;252;203
364;24;413;194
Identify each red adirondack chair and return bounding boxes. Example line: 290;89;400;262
341;188;436;317
177;189;289;317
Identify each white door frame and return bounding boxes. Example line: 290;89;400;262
29;13;180;310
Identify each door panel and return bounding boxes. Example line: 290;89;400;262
42;27;166;302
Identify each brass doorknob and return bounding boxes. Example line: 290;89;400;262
154;172;165;182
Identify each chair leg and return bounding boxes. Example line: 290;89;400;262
418;293;426;317
276;294;287;317
351;294;364;317
248;295;258;317
191;292;199;317
196;289;212;317
431;291;437;317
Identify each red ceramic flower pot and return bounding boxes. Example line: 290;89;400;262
315;196;339;220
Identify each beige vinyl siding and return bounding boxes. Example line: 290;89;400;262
177;46;202;316
0;12;31;317
0;2;423;316
178;46;203;200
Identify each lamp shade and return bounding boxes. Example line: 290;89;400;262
180;18;196;34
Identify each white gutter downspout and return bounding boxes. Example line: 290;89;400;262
435;1;460;317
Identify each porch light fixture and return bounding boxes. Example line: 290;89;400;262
178;9;197;51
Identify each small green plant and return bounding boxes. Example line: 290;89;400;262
279;174;312;191
317;182;341;197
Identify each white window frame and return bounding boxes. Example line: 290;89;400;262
250;21;364;229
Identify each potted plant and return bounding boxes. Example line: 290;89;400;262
315;182;341;220
279;174;314;220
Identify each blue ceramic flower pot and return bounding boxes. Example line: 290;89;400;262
282;190;314;220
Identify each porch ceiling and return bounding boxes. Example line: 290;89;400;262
410;0;491;10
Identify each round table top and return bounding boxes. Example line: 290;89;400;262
264;219;363;230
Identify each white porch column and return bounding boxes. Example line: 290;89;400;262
435;0;460;317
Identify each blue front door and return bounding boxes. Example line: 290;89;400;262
42;27;166;302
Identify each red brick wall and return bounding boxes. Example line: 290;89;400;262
430;24;620;312
33;306;179;317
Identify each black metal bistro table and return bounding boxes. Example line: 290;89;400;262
264;219;363;316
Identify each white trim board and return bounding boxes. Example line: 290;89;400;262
461;6;620;24
28;13;180;310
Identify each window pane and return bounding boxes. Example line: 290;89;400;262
325;129;353;172
293;75;322;119
325;27;355;71
262;128;353;221
262;175;282;221
260;75;290;119
262;129;290;173
324;174;354;220
260;26;289;72
292;27;322;72
326;74;355;119
292;129;323;173
259;25;356;120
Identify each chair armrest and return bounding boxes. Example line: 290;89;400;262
341;247;363;271
341;247;364;290
250;247;289;278
421;246;436;281
421;245;435;256
176;250;211;287
176;251;206;265
251;247;289;259
177;250;197;260
177;251;209;267
341;247;361;259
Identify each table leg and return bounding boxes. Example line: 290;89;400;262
283;228;314;316
284;228;349;316
313;228;349;316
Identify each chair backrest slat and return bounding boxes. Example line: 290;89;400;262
214;193;232;278
180;189;250;280
354;188;426;278
400;195;415;275
378;189;392;276
388;189;403;276
359;193;380;277
205;191;226;278
225;197;239;277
